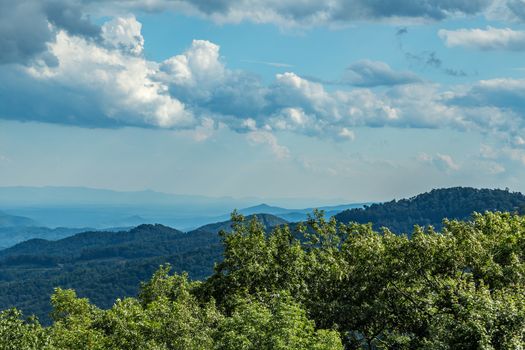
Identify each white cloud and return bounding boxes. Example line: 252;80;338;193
344;60;421;87
483;161;506;174
191;117;217;141
417;152;433;162
435;153;460;171
418;152;461;172
92;0;491;27
4;15;525;156
446;78;525;133
159;39;226;92
0;0;516;68
439;27;525;50
26;21;193;128
101;15;144;56
338;128;355;141
241;118;258;131
247;131;290;159
513;135;525;146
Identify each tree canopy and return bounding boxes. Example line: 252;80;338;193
2;210;525;349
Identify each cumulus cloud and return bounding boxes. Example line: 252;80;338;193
101;15;144;55
344;60;421;87
447;78;525;123
9;16;192;128
0;0;512;67
439;27;525;50
3;13;525;156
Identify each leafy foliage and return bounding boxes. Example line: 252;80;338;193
1;210;525;349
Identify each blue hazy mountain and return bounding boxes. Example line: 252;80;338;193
0;186;257;229
0;211;37;227
189;213;288;235
0;186;360;230
239;203;367;222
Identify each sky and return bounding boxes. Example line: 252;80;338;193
1;0;525;204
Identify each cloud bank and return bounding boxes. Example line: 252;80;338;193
439;27;525;50
2;4;525;164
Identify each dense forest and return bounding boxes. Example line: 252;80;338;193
335;187;525;233
2;210;525;349
0;215;283;323
3;188;525;325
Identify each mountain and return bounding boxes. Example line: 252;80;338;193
189;213;287;235
0;211;37;227
334;187;525;234
0;186;238;207
0;214;285;324
239;204;293;216
239;203;366;222
0;186;356;229
0;223;223;324
0;186;259;229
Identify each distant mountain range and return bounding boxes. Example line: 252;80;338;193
0;186;360;230
0;201;358;249
192;213;288;235
239;203;365;222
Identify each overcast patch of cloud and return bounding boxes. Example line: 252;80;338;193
344;60;422;87
0;0;517;68
99;0;491;26
448;78;525;118
0;0;100;65
439;27;525;50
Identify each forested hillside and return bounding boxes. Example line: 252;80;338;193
2;211;525;349
0;214;284;323
335;187;525;233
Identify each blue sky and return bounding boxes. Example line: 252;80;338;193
2;0;525;204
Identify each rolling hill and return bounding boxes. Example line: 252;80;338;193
0;214;286;323
239;203;366;222
334;187;525;233
191;213;288;235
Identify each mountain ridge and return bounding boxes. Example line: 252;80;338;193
335;187;525;233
